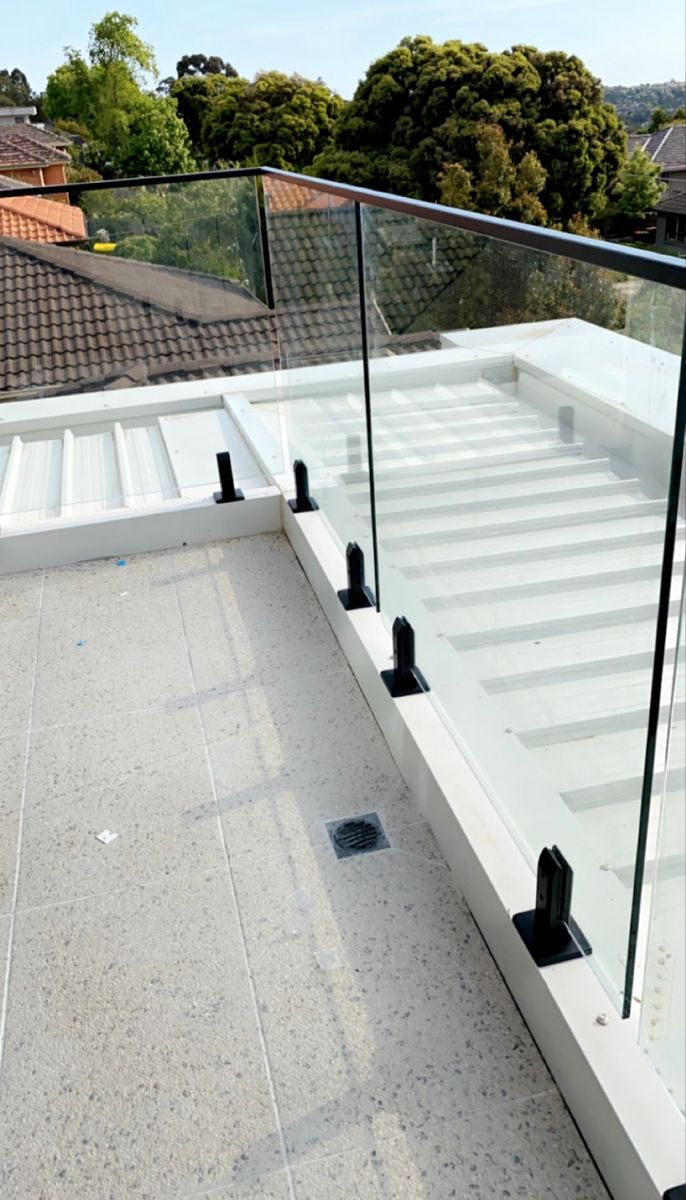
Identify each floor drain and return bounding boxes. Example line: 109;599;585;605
326;812;389;860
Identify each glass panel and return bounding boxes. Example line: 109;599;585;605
263;179;374;582
0;177;276;401
360;202;685;1012
639;489;685;1113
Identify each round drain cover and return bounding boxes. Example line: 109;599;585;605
333;818;380;853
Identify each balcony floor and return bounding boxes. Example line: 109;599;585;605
0;534;609;1199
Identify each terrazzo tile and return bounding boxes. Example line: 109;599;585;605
0;620;40;733
40;550;179;604
233;821;459;975
0;568;44;623
202;671;417;861
31;635;192;727
174;565;262;694
0;869;284;1200
0;814;19;915
290;1094;609;1199
25;704;205;807
189;1172;292;1199
0;732;26;819
236;829;552;1164
16;750;223;909
175;535;346;695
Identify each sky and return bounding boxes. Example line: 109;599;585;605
3;0;685;98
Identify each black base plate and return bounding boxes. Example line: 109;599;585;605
338;585;375;611
213;489;244;504
381;665;430;698
664;1187;686;1200
513;909;592;967
288;496;319;513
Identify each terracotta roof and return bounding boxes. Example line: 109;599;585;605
628;125;686;171
265;181;348;213
15;125;71;149
0;202;438;398
0;128;70;168
0;196;87;243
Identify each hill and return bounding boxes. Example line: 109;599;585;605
604;80;686;129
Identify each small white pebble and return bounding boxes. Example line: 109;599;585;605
95;830;119;845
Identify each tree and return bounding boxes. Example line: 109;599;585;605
438;162;472;209
176;54;237;79
473;123;515;214
83;177;264;297
202;71;343;170
44;51;96;126
438;125;546;223
0;68;35;106
170;74;239;154
44;12;194;178
615;147;665;217
648;106;670;132
110;95;195;176
88;11;156;80
312;37;625;225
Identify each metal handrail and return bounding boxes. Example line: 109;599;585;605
4;165;685;291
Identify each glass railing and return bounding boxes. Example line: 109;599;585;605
0;175;275;403
357;202;685;1016
639;475;685;1114
263;177;377;592
3;165;685;1112
260;171;685;1106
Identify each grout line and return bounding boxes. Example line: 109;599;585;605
172;571;297;1200
18;661;354;739
11;862;226;920
180;1166;292;1199
0;568;46;1084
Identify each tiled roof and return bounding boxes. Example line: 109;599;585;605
656;189;686;214
628;125;686;171
0;231;439;399
266;181;348;212
0;196;87;243
2;174;448;399
266;196;481;346
0;128;70;168
15;124;71;148
0;238;276;397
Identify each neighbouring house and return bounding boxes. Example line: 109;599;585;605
628;124;686;251
0;124;71;194
0;105;37;125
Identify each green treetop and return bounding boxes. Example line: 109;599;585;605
312;36;625;226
